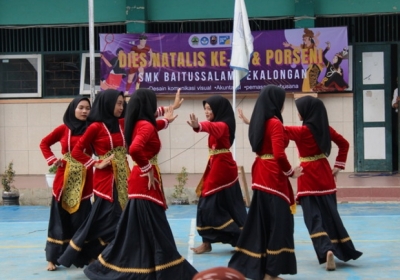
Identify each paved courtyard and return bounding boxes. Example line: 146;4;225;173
0;203;399;279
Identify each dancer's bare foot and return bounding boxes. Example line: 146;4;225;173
47;261;56;271
190;242;212;254
326;250;336;271
264;274;284;280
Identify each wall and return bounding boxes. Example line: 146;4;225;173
0;0;398;26
315;0;399;15
0;0;127;25
0;0;374;176
0;94;354;176
146;0;295;21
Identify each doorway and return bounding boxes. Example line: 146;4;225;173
354;44;394;172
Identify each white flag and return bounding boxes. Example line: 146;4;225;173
230;0;254;90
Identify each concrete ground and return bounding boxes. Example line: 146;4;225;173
0;203;399;280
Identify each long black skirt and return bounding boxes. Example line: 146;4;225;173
299;194;363;264
45;197;91;264
84;199;198;280
229;190;297;280
196;181;247;246
58;186;123;268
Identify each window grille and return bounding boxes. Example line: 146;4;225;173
0;24;127;53
1;15;398;53
147;18;294;33
316;13;400;43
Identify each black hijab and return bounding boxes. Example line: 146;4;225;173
124;88;157;147
249;85;286;153
63;96;91;136
87;89;124;133
203;95;235;146
119;99;127;119
295;95;331;156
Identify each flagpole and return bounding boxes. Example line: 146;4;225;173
230;0;254;162
232;84;236;160
88;0;95;103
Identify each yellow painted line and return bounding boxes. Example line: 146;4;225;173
296;240;400;243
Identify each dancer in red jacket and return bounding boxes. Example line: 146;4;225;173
187;95;248;254
84;88;197;279
229;85;302;280
285;95;362;271
40;96;93;271
57;89;129;268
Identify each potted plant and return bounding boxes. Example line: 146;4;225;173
170;166;189;205
1;161;20;205
45;164;58;188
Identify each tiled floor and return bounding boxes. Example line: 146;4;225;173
335;172;400;202
0;203;399;279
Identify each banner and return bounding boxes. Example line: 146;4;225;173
99;27;348;95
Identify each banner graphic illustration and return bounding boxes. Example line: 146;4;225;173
99;27;348;95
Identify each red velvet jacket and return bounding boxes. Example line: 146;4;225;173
40;124;93;201
128;119;169;209
194;121;238;197
71;119;127;202
251;118;295;205
285;125;349;200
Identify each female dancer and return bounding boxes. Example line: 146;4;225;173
229;85;302;280
187;95;247;254
285;95;362;270
84;88;198;279
39;96;93;271
57;89;128;268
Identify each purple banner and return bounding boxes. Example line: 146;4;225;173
99;27;348;95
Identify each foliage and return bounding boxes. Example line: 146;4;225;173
171;167;188;199
48;164;58;174
1;161;16;192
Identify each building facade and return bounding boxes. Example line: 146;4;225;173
0;0;399;174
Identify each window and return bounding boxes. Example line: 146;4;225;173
0;54;42;98
43;54;81;97
80;53;101;95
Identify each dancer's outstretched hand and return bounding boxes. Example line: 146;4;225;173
172;88;184;109
164;106;178;123
187;113;199;128
238;108;250;125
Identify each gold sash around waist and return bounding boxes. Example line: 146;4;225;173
208;148;230;156
258;154;274;160
100;146;130;210
299;153;326;162
62;152;86;214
